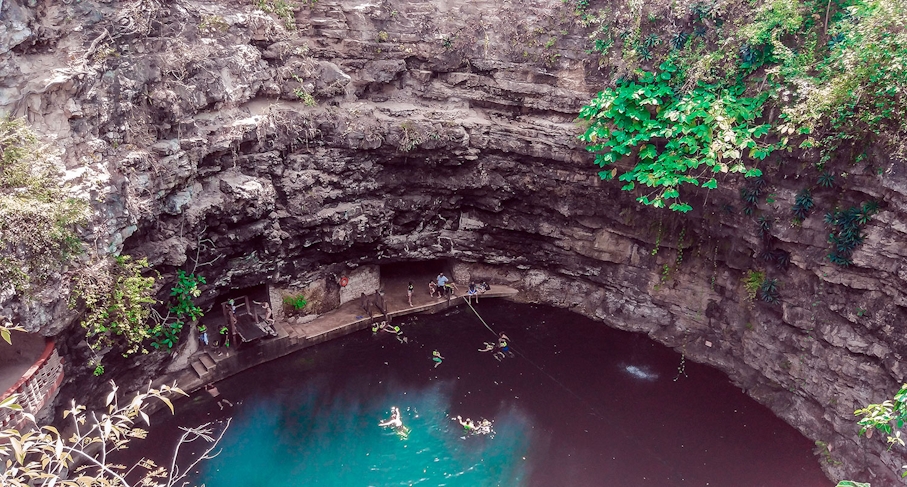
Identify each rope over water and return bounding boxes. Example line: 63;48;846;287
461;297;687;485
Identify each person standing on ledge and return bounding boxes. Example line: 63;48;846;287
407;281;415;307
428;280;438;298
437;273;449;292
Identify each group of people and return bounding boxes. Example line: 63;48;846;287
428;273;491;302
377;409;494;439
372;320;408;343
454;415;494;436
478;332;512;362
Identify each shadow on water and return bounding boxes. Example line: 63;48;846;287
127;301;829;487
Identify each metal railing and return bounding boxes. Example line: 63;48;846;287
0;340;65;431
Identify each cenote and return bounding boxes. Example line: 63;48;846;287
134;301;828;486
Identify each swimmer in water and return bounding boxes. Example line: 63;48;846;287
432;350;444;368
478;341;496;352
455;415;475;432
379;406;403;429
454;415;494;436
379;406;410;437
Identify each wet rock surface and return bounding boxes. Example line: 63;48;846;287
3;0;907;482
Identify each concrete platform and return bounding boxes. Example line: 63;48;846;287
163;279;517;395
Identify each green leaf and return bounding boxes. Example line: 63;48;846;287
639;144;658;160
744;168;763;178
702;178;718;189
669;202;693;213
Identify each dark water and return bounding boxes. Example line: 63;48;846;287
134;301;828;486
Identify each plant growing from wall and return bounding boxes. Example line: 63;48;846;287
758;278;780;304
825;201;879;266
742;270;765;301
579;59;776;213
150;270;206;351
283;293;308;310
71;255;158;356
0;117;89;292
792;188;814;220
253;0;297;30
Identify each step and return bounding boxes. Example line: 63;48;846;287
190;361;208;379
199;353;216;370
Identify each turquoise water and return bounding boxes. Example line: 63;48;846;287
132;302;829;486
205;380;531;486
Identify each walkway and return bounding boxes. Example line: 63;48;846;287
168;278;518;395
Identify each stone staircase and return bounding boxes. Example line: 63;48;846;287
187;322;309;381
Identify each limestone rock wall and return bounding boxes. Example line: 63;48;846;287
3;0;907;483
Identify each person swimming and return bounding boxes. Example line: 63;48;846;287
379;406;403;429
478;342;496;352
454;415;494;436
379;406;410;438
455;415;475;432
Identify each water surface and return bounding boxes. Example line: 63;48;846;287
137;301;828;486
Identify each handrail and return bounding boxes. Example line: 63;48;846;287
0;339;65;431
1;339;56;401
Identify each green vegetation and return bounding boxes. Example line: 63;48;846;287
792;188;814;220
0;117;89;292
283;293;308;310
825;201;878;266
578;0;907;213
254;0;297;30
198;14;230;34
150;270;206;351
855;384;907;449
72;257;205;364
71;255;157;357
578;59;773;212
742;270;765;301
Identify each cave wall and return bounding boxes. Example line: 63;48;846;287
3;0;907;483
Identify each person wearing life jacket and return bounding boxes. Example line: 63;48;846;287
455;415;475;433
219;324;230;348
432;350;444;368
497;333;510;353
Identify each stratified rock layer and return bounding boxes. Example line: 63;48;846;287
3;0;907;482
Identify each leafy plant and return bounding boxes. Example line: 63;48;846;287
758;278;780;303
643;33;661;49
283;293;308;310
817;171;836;188
71;255;158;356
756;215;772;240
579;60;774;213
150;271;206;351
670;31;689;50
743;270;765;301
825;202;879;266
792;188;814;220
254;0;297;30
856;384;907;449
